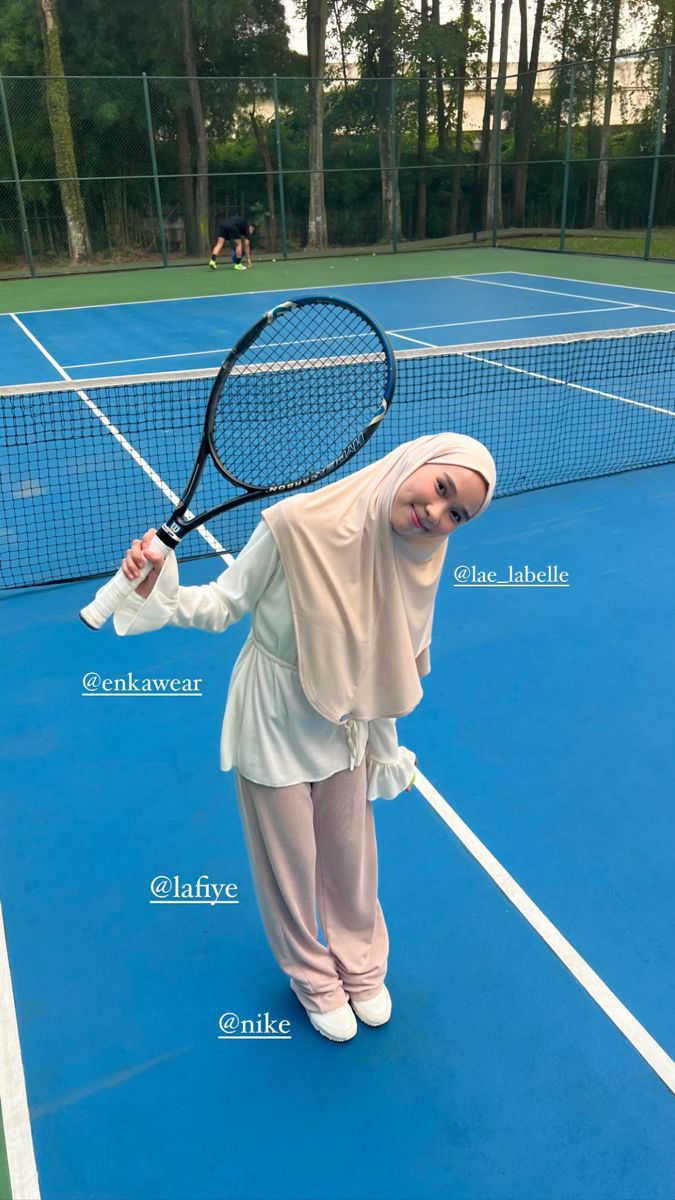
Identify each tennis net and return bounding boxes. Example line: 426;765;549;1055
2;324;674;589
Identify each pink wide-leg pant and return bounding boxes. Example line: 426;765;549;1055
235;761;389;1014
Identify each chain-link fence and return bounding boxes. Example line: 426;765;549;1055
0;46;672;277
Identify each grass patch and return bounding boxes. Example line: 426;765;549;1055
499;230;675;260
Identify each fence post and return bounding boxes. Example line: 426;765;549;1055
272;74;288;260
644;46;670;261
390;76;398;253
560;64;576;253
142;73;168;267
0;73;36;277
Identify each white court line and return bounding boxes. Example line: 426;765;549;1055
22;262;632;321
389;331;437;348
3;318;233;1194
65;328;378;371
499;270;675;302
463;347;675;419
10;267;675;323
11;272;486;318
65;347;232;370
470;272;675;316
390;305;637;334
64;304;638;374
0;901;40;1199
459;275;645;308
415;771;675;1093
9;314;228;558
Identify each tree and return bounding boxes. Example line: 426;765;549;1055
449;0;473;234
329;0;352;123
153;0;295;258
306;0;329;248
249;106;278;250
175;102;199;257
416;0;429;238
430;0;447;154
36;0;90;262
511;0;546;225
657;4;675;221
479;0;497;225
343;0;404;242
549;0;573;150
547;0;617;223
181;0;209;255
373;0;400;242
486;0;512;231
593;0;622;226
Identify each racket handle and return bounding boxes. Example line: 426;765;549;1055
79;534;171;630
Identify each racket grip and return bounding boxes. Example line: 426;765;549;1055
79;534;171;630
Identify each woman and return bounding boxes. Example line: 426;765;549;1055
115;434;496;1042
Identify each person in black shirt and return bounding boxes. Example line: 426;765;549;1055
209;217;256;270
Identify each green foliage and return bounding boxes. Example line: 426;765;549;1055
0;0;673;264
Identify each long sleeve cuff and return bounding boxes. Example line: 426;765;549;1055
112;553;179;636
366;744;416;801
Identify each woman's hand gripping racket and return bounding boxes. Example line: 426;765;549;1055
79;295;396;629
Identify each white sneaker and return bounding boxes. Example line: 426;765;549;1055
350;985;392;1027
308;1001;358;1042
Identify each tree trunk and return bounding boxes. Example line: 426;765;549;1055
658;10;675;222
553;0;571;151
307;0;329;249
487;0;512;232
480;0;497;225
449;0;473;234
512;0;545;225
37;0;90;263
416;0;429;239
377;0;401;242
332;0;351;131
431;0;446;155
250;108;278;251
510;0;528;224
182;0;210;255
584;56;598;225
175;104;198;257
594;0;621;228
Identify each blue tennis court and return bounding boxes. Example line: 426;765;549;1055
2;269;675;385
1;262;674;1200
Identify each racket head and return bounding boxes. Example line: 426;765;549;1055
203;295;396;495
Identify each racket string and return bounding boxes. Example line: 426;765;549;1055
210;301;391;489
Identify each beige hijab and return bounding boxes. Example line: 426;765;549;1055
262;433;496;723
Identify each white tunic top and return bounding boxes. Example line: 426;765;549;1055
113;521;416;799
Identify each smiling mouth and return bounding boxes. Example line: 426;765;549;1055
411;506;425;530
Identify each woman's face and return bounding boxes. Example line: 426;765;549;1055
390;463;488;539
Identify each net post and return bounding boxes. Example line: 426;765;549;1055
390;76;398;253
272;75;288;261
645;46;670;261
142;72;168;268
560;63;576;254
0;73;36;277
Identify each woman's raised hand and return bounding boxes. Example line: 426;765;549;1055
121;528;165;599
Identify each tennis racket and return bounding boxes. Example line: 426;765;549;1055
80;295;396;630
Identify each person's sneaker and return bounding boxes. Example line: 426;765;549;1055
233;262;247;271
350;985;392;1027
307;1001;357;1042
208;258;217;269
